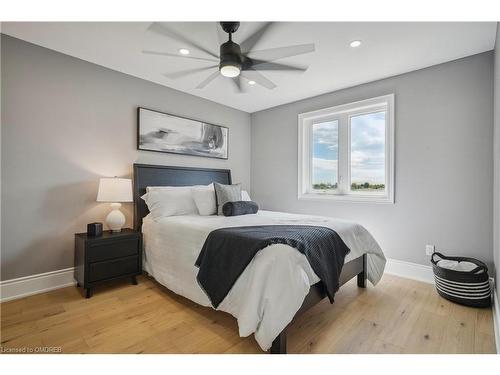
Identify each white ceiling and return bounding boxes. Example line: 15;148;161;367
2;22;497;113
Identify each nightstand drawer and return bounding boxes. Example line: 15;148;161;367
88;255;139;282
88;238;139;262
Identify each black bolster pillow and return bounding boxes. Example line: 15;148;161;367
222;201;259;216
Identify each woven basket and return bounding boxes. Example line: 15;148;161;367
431;252;491;308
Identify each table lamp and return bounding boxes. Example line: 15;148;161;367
96;177;133;232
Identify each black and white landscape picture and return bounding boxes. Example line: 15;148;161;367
138;107;228;159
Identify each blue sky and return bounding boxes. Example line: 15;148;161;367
312;121;339;185
312;111;385;186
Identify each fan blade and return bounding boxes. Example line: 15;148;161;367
164;65;219;79
240;69;276;90
240;22;274;53
142;50;218;63
247;43;315;62
148;23;219;59
196;70;220;89
230;76;244;93
250;60;307;71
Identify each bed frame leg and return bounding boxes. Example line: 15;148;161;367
270;329;287;354
357;254;367;288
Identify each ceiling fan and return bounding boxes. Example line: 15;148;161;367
142;22;315;92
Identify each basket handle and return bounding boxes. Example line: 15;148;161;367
430;252;488;274
430;252;441;265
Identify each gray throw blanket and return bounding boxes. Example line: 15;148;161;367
195;225;351;308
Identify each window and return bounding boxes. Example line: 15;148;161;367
312;120;339;191
298;94;394;203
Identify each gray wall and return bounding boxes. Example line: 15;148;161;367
251;52;494;268
0;26;2;282
1;35;251;281
494;24;499;300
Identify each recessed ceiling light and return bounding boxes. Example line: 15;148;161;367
179;48;190;55
350;40;362;48
248;80;256;85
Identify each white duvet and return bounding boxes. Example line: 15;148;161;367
142;210;386;351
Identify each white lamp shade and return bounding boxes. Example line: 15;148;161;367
96;178;133;203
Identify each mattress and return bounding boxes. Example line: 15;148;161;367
142;210;386;350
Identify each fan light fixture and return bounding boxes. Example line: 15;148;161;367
218;25;243;78
220;64;241;77
350;40;362;48
144;22;316;91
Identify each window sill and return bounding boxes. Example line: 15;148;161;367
298;192;394;204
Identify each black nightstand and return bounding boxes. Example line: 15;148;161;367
74;228;142;298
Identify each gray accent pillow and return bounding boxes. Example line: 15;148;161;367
214;183;242;215
222;201;259;216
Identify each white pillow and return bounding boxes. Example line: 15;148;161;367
146;185;196;192
241;190;251;201
192;184;217;216
141;186;198;219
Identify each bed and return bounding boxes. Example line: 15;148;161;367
133;163;386;353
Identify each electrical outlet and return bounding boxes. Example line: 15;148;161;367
425;245;435;256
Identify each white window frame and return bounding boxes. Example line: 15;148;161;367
298;94;395;203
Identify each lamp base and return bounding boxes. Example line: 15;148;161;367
105;203;126;232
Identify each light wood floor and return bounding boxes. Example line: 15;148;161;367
0;274;496;354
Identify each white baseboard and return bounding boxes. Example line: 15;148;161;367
493;283;500;354
0;267;76;302
385;258;434;284
0;258;434;303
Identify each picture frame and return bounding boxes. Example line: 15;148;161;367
137;107;229;160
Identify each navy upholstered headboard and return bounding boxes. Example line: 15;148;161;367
133;164;232;230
